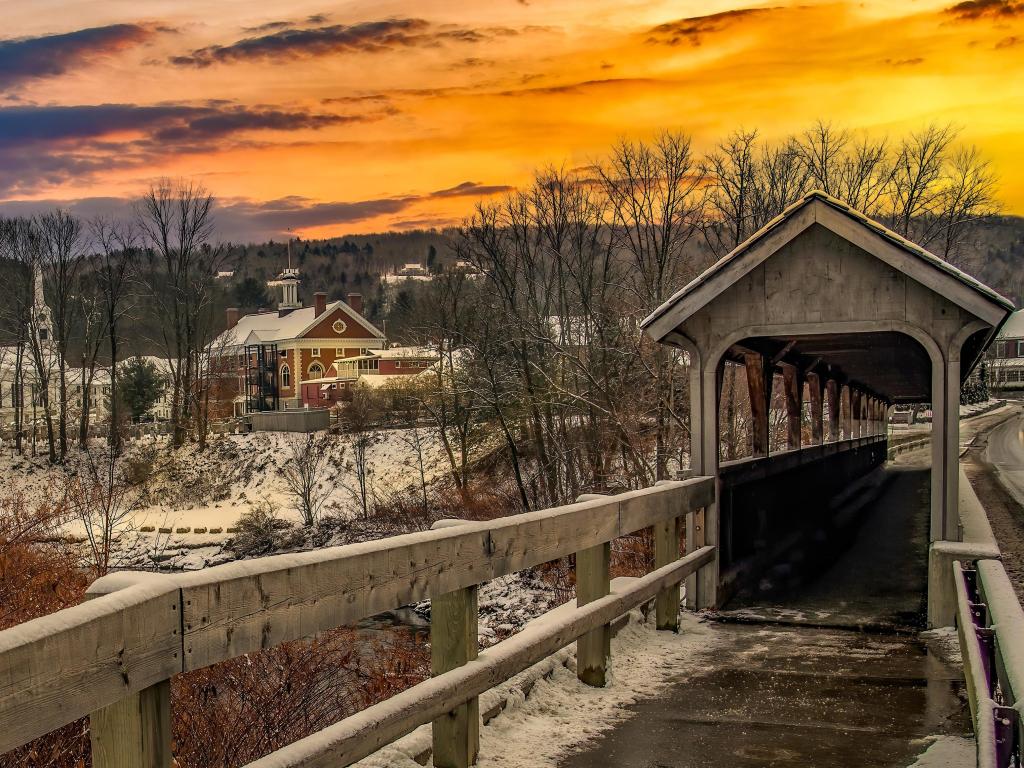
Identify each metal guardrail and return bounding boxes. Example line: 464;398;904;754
0;476;715;768
954;559;1023;768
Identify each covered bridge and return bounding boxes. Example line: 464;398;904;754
641;191;1013;618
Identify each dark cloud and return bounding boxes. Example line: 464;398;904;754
0;181;512;241
170;19;532;67
0;102;363;195
0;103;356;148
996;35;1022;46
242;14;331;34
945;0;1024;20
884;57;926;66
430;181;514;198
645;8;775;47
497;78;659;97
0;24;154;87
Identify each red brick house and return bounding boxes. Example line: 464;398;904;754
213;266;385;413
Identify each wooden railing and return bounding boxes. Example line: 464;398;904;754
954;558;1024;768
0;476;714;768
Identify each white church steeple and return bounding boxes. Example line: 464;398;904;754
31;261;54;348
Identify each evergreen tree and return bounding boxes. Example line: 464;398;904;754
118;356;165;422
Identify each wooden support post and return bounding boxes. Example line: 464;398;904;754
90;683;172;768
86;575;173;768
807;372;823;445
782;365;802;450
825;379;839;443
432;585;480;768
654;514;681;631
575;541;611;686
743;352;771;458
841;386;852;440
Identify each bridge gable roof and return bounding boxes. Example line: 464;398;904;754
641;191;1013;343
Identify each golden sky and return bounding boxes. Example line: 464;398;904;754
1;0;1022;240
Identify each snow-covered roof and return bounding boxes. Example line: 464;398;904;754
216;300;384;347
375;346;436;360
998;310;1024;340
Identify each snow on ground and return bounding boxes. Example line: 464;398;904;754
905;736;974;767
354;611;718;768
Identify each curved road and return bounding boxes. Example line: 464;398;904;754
964;404;1024;601
983;407;1024;506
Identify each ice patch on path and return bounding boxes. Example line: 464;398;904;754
354;611;717;768
906;735;974;767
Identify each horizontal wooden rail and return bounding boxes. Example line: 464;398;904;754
0;476;714;758
242;546;716;768
719;435;886;485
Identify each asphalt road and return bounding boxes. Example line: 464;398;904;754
963;405;1024;601
982;407;1024;507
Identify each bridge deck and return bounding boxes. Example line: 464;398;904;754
721;465;930;631
560;463;971;767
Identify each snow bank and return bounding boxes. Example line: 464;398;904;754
354;611;717;768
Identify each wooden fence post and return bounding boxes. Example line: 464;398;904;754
86;574;174;768
576;542;611;686
654;513;681;631
575;494;611;687
431;584;480;768
90;683;172;768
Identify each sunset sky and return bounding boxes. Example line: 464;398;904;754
1;0;1022;241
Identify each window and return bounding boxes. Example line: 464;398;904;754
281;365;291;387
311;347;321;357
336;348;345;357
1018;341;1024;358
332;319;347;334
395;361;402;368
309;362;325;378
997;342;1007;358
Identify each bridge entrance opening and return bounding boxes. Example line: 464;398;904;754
641;192;1012;624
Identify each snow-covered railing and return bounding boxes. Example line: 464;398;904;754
0;475;714;768
953;558;1024;767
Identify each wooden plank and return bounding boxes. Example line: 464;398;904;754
782;365;802;450
806;372;823;445
617;479;714;535
180;479;715;670
654;515;681;631
825;379;840;443
90;681;172;768
576;543;610;686
240;547;717;768
0;581;181;755
743;352;771;458
431;585;479;768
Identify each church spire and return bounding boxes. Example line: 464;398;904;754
31;260;54;347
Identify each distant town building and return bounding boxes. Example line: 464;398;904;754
212;262;385;414
989;309;1024;391
298;346;438;408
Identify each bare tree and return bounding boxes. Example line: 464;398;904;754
341;388;383;519
282;432;337;526
136;179;223;448
91;218;139;453
38;210;87;462
935;145;999;267
63;444;150;576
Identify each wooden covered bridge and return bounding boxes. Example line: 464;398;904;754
1;192;1023;768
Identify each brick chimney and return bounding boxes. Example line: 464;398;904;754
347;292;363;315
226;307;240;330
314;292;327;317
